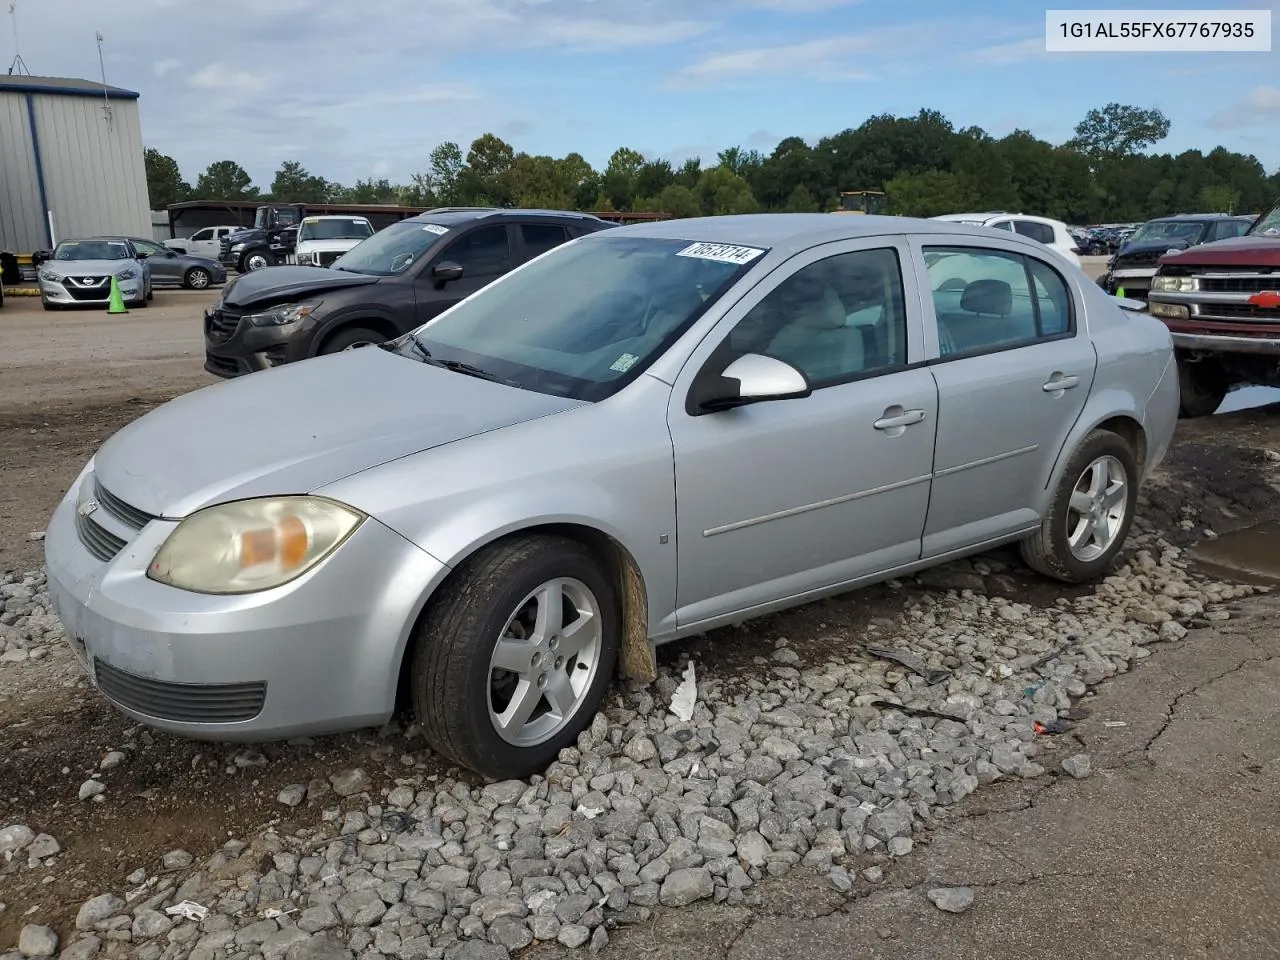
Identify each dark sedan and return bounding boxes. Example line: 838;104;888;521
110;236;229;290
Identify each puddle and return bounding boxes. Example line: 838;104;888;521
1193;521;1280;585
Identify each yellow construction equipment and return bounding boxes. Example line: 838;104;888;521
834;190;887;215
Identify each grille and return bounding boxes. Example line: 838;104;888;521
204;352;240;376
94;477;155;530
317;251;342;267
1115;250;1162;267
1196;302;1280;322
205;306;243;344
94;659;267;723
75;512;126;562
1197;274;1280;295
64;276;110;300
219;238;231;259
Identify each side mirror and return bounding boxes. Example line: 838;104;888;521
135;251;150;259
432;260;464;288
692;353;811;414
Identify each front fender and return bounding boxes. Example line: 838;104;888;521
307;308;408;357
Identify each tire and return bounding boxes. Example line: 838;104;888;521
410;534;620;779
1020;429;1140;583
1177;358;1229;419
42;299;58;311
243;250;275;272
184;267;212;290
320;326;386;354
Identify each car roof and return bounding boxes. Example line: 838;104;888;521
304;214;372;220
1144;213;1251;223
597;213;1065;256
403;208;608;228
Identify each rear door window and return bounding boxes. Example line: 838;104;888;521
520;224;570;260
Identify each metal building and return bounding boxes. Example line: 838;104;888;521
0;75;151;254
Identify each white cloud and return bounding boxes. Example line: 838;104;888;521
152;59;180;77
669;34;885;87
187;62;271;96
1207;85;1280;129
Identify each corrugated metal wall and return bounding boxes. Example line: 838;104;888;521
32;95;152;243
0;93;46;252
0;91;151;252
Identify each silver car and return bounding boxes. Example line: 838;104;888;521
39;238;151;309
43;215;1179;778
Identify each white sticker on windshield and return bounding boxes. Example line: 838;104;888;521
610;353;639;373
421;223;449;235
676;242;764;265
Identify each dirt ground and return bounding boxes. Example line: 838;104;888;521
2;276;1279;953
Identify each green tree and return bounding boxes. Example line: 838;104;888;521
464;134;516;205
1198;184;1240;213
330;178;400;204
143;148;190;208
194;160;258;200
602;147;647;209
638;184;701;218
784;184;819;212
884;170;975;217
1066;102;1171;162
269;160;330;202
696;166;759;215
425;142;466;205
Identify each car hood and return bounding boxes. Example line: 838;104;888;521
1160;235;1280;268
45;259;136;274
220;265;381;307
92;348;586;519
1117;238;1194;258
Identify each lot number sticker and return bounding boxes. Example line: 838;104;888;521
676;242;765;265
421;224;450;235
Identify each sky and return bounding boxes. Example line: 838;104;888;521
5;0;1278;189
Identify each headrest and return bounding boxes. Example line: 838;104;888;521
776;278;847;330
961;278;1012;316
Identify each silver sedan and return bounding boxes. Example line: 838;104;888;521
43;215;1179;778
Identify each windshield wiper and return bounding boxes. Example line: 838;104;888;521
393;334;516;386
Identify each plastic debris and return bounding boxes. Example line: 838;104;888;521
669;662;697;722
260;907;297;920
28;531;45;542
1102;720;1127;728
861;644;951;685
578;806;604;820
165;901;208;922
1033;719;1077;735
872;699;966;722
986;663;1014;680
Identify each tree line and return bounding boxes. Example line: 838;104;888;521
145;103;1280;226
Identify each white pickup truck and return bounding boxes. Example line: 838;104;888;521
164;225;241;259
288;215;375;267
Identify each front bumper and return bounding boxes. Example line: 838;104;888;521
44;464;446;740
1099;267;1156;297
204;310;316;378
40;275;143;305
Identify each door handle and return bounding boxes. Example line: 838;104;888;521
1042;374;1080;392
874;408;927;430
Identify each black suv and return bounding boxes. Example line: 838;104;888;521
204;209;612;378
1097;213;1254;299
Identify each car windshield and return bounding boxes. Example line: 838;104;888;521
299;218;374;241
1127;221;1205;244
404;235;764;402
331;220;451;275
53;240;130;261
1247;202;1280;236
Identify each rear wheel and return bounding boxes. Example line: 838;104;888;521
410;535;620;779
1021;429;1139;583
320;326;386;354
1177;357;1229;419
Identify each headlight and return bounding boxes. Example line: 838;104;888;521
296;251;314;265
117;269;138;281
39;270;63;282
147;496;364;594
230;242;245;253
245;300;322;327
1151;275;1195;293
1149;301;1189;320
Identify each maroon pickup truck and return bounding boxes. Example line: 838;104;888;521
1146;198;1280;417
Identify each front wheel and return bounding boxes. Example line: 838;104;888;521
184;267;212;290
320;326;386;354
1020;429;1140;583
410;535;620;779
1177;358;1229;419
242;250;275;272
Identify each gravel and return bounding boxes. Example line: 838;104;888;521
3;519;1270;957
